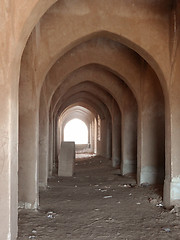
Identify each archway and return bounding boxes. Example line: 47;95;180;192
64;119;88;144
1;1;178;239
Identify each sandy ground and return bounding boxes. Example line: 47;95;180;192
18;156;180;240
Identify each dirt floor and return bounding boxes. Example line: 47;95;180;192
18;156;180;239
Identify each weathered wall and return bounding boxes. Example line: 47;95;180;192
1;1;180;239
19;32;39;209
164;1;180;207
39;84;49;188
0;0;57;238
21;35;165;209
138;62;165;184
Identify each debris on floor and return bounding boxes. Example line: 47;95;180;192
156;203;163;207
118;183;136;188
103;195;112;199
170;205;180;216
148;197;163;208
141;182;151;187
98;188;107;192
162;227;171;232
29;235;36;239
18;156;180;240
47;211;57;219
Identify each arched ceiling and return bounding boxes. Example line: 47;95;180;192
59;105;95;129
34;0;169;95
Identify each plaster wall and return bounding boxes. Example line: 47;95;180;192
19;33;39;209
19;39;164;213
21;2;172;203
0;1;57;238
20;8;170;202
0;1;180;239
39;84;49;188
164;2;180;207
31;0;170;92
138;63;165;184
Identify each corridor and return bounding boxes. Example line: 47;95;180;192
18;156;180;240
3;1;180;238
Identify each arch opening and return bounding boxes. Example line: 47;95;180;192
64;118;88;144
1;1;177;239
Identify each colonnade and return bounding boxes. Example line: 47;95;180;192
1;1;180;239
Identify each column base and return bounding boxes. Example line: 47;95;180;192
139;166;164;185
18;201;38;210
164;177;180;208
39;182;47;190
121;160;136;175
112;157;120;168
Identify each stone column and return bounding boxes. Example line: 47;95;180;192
121;114;137;175
106;119;112;159
121;91;137;175
39;90;49;189
111;101;121;168
19;105;39;209
18;32;39;209
48;109;54;176
0;81;18;239
137;64;165;185
39;123;49;189
54;117;59;169
164;6;180;207
99;118;108;157
90;121;94;153
57;118;61;158
94;118;97;154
